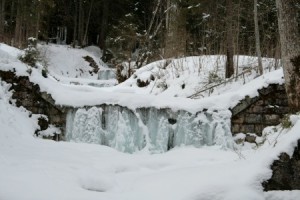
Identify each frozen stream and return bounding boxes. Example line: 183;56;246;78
66;105;234;153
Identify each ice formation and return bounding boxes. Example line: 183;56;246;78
98;69;116;80
66;105;234;153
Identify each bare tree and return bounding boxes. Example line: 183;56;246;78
0;0;6;38
83;0;94;46
99;0;109;61
276;0;300;110
73;0;78;47
254;0;263;75
225;0;234;78
164;0;187;58
78;0;84;46
14;0;23;47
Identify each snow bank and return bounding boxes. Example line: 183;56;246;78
116;55;280;98
1;76;300;200
38;44;100;79
0;80;38;141
28;67;284;113
0;43;284;113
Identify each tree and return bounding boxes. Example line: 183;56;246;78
225;0;234;78
254;0;263;75
164;0;187;58
99;0;109;61
82;0;94;46
0;0;5;38
276;0;300;110
72;0;78;47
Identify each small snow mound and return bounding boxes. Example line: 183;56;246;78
84;46;103;58
79;170;115;192
264;190;300;200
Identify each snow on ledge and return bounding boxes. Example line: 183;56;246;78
28;67;284;113
0;43;284;113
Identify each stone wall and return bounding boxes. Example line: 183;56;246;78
263;140;300;190
231;84;290;136
0;70;67;140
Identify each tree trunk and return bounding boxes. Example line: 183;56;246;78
83;0;94;46
276;0;300;110
14;0;23;48
35;1;41;40
254;0;263;75
73;0;78;47
225;0;234;78
0;0;5;38
235;0;241;80
164;0;186;58
99;0;109;61
78;0;84;46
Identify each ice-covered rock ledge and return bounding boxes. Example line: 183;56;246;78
0;43;284;113
66;105;234;153
0;44;285;153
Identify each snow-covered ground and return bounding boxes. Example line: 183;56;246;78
116;56;280;98
1;43;300;199
37;43;117;86
1;78;300;200
0;43;284;112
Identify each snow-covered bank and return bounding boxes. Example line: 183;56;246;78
0;43;284;113
0;43;285;153
1;43;300;199
116;55;280;98
1;77;300;200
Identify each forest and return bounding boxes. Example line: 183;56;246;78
0;0;282;62
1;0;299;107
1;1;300;199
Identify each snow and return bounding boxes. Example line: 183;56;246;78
26;66;283;113
1;43;299;199
265;190;300;200
0;43;284;113
38;44;99;79
1;87;300;200
38;43;116;87
116;55;280;98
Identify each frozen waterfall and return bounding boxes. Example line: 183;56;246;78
66;105;234;153
98;69;116;80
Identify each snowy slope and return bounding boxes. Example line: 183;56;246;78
37;44;117;86
1;78;300;200
116;56;280;98
0;43;284;113
1;43;300;200
38;44;102;79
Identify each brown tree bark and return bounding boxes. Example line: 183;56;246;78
0;0;5;38
83;0;94;46
73;0;78;47
14;0;23;48
99;0;109;61
35;0;41;40
164;0;186;58
78;0;84;46
254;0;263;75
225;0;234;78
276;0;300;111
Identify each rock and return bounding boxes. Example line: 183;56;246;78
263;140;300;191
245;134;256;143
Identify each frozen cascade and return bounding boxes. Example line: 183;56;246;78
98;69;116;80
66;107;103;144
66;105;235;153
